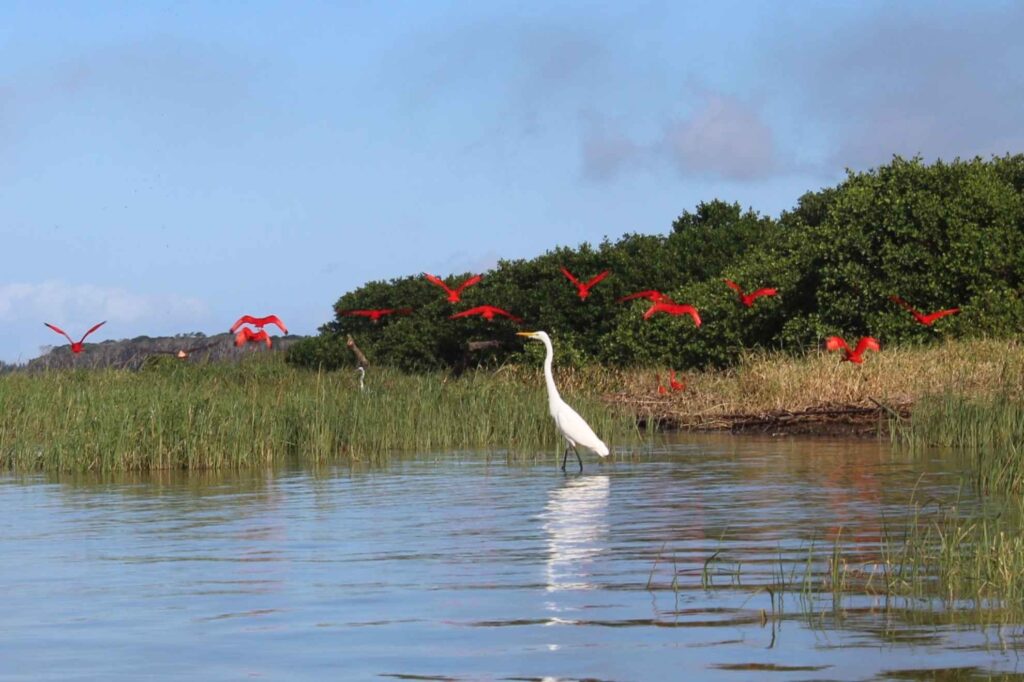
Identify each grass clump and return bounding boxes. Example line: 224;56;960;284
0;355;633;472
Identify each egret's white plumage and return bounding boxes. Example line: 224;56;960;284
356;366;365;391
518;331;609;471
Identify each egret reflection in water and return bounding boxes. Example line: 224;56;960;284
542;474;610;593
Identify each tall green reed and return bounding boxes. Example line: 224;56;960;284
0;356;633;472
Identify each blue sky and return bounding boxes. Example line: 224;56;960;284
1;1;1022;362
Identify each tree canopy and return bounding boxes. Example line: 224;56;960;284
288;155;1024;372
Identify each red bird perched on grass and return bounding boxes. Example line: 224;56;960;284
668;370;685;392
825;336;880;364
230;315;288;334
449;305;522;323
339;308;413;323
560;267;610;300
657;370;686;394
424;273;483;303
642;301;702;327
724;279;777;307
617;290;670;304
44;321;106;354
889;295;960;326
235;327;272;348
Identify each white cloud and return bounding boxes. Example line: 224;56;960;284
663;93;777;181
0;281;207;325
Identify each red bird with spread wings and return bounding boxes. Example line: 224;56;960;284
617;290;670;304
44;321;106;354
230;315;288;334
724;279;777;307
560;267;609;300
889;296;960;326
826;336;880;364
449;305;522;323
339;308;413;323
642;301;702;327
235;327;272;348
424;273;483;303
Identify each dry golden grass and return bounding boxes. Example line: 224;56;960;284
520;338;1024;430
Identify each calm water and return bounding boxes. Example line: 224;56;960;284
1;435;1022;681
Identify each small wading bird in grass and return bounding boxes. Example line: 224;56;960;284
724;279;777;307
825;336;880;364
230;314;288;334
889;295;961;326
44;321;106;354
235;327;272;348
450;305;523;323
668;369;685;392
643;301;702;327
560;267;610;300
657;370;686;394
356;366;365;391
517;331;609;472
339;307;413;323
617;290;670;304
424;273;483;303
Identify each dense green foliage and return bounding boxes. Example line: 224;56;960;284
290;155;1024;372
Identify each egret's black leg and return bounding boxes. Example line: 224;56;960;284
573;446;583;473
561;446;570;472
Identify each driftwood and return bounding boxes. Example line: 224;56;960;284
467;340;503;352
346;335;369;368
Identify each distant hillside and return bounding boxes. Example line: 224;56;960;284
19;332;307;371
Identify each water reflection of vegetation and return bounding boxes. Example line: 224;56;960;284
0;356;633;471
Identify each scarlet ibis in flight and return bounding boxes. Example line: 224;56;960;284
617;290;670;304
889;296;960;326
230;315;288;334
44;321;106;354
724;279;777;307
560;267;610;300
424;273;483;303
825;336;880;364
449;305;522;323
339;308;413;323
235;327;272;348
642;301;702;327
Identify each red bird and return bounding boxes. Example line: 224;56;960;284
642;302;702;327
235;327;272;348
449;305;522;323
339;308;413;323
424;273;483;303
657;380;668;395
826;336;880;364
617;290;670;304
889;295;960;326
668;370;686;392
230;315;288;334
560;267;610;300
724;279;777;307
44;321;106;354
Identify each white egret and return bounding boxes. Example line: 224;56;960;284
356;366;365;391
517;331;610;472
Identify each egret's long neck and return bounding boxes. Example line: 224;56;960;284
541;335;561;407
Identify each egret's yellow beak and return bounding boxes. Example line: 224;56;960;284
516;331;536;338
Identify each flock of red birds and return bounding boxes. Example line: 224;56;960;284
42;314;291;357
42;269;962;389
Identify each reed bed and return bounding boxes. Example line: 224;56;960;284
0;356;633;472
600;338;1024;430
